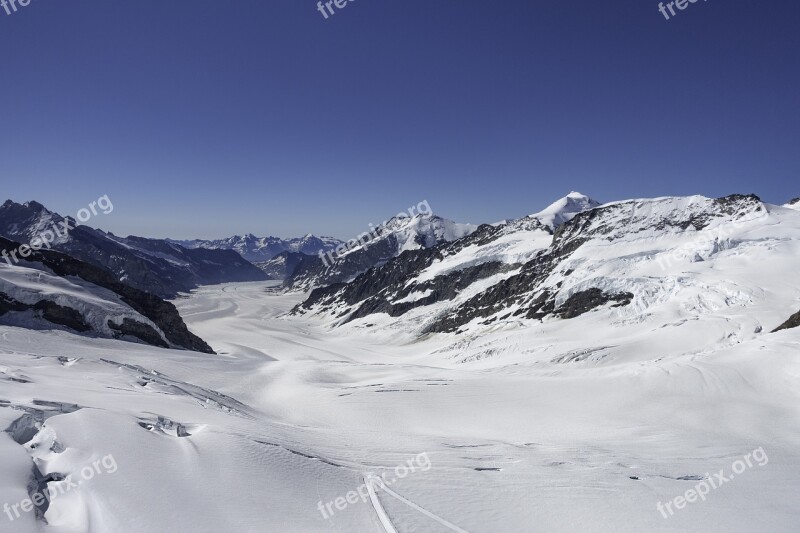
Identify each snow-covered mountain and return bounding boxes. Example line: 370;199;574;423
296;193;800;349
292;191;596;316
284;214;478;291
527;190;601;229
0;236;213;352
172;234;344;263
252;251;310;280
363;214;478;253
0;200;267;298
785;197;800;210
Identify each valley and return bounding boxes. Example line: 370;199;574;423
1;194;799;532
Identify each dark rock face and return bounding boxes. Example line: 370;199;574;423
255;251;315;280
0;292;29;315
33;300;92;332
295;215;586;332
773;310;800;332
284;216;477;291
298;219;553;314
0;201;267;298
0;292;91;332
423;247;570;333
554;289;633;319
347;261;513;323
0;236;214;353
788;198;800;206
108;318;169;348
297;223;551;329
299;248;441;311
286;235;403;291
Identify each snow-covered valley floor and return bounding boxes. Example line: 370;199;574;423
1;280;799;532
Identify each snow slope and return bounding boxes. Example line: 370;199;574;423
0;262;165;342
0;278;797;532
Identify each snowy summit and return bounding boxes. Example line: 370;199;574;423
529;191;602;229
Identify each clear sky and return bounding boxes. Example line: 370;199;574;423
1;0;798;239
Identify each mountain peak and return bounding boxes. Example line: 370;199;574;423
531;192;601;229
22;200;48;212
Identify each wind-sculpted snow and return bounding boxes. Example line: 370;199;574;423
98;358;253;418
0;277;798;531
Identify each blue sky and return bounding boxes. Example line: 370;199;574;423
1;0;798;239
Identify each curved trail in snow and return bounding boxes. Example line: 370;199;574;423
364;474;471;533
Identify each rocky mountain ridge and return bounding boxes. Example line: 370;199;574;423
0;200;267;298
295;193;800;339
0;235;214;352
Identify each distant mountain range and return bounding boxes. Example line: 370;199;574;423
172;216;478;288
170;234;344;263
